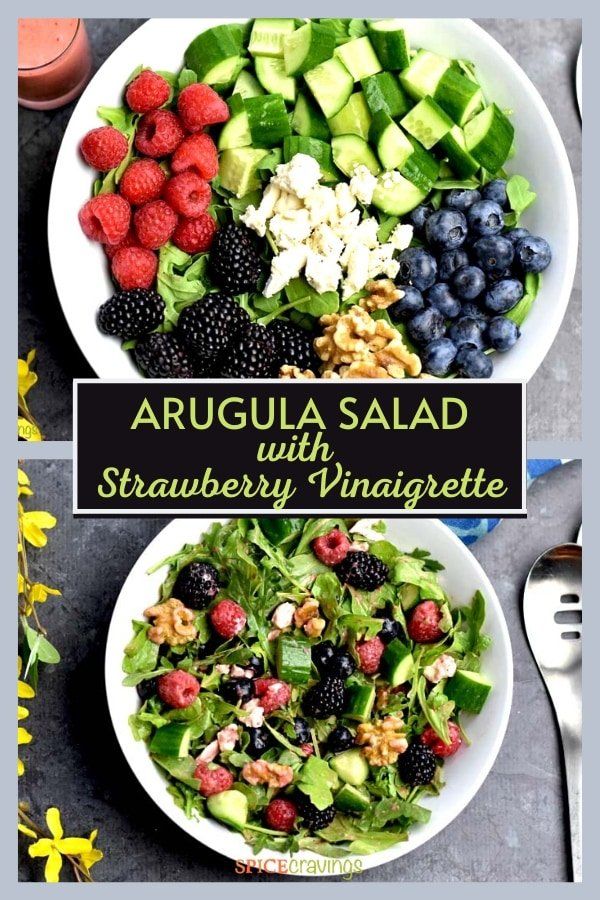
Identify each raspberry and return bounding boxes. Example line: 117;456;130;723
194;762;234;797
80;126;129;171
104;228;140;260
134;200;178;249
120;159;166;206
78;194;131;245
421;722;462;758
300;742;314;757
172;214;217;254
111;246;158;290
407;601;444;643
171;132;219;180
177;83;230;132
163;171;212;218
356;636;385;675
135;110;184;158
312;529;350;566
157;670;200;709
264;798;297;833
210;599;247;639
125;69;171;113
254;677;292;714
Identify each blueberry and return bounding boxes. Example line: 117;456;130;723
484;278;524;313
246;726;272;758
425;283;461;318
487;267;513;283
438;249;470;282
422;337;458;376
397;247;438;291
448;317;486;350
245;655;265;676
220;677;255;705
377;617;402;644
293;716;312;744
444;188;481;212
472;235;514;276
467;200;505;237
455;346;493;378
487;316;521;351
388;285;424;321
312;640;336;673
409;204;433;234
325;649;356;680
505;226;530;247
327;725;355;753
482;179;508;208
451;265;486;301
460;302;489;322
407;307;446;345
425;209;468;251
514;235;552;273
136;678;157;703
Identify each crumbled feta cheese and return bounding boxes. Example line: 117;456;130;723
368;243;400;280
274;189;304;214
271;601;296;630
273;153;321;199
352;217;380;250
242;699;265;729
263;245;308;297
269;209;312;249
342;242;370;299
304;185;338;227
217;723;239;753
230;664;247;678
305;252;342;294
240;204;267;238
332;209;361;244
423;654;458;684
389;223;414;252
335;181;357;216
215;664;231;675
350;518;386;542
198;740;219;763
349;165;378;205
307;223;345;261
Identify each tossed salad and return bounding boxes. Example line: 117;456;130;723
123;518;493;857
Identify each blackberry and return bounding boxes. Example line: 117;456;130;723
98;288;164;340
173;562;219;609
177;293;249;362
134;332;200;378
297;797;336;832
218;324;277;378
378;617;402;644
311;640;336;674
327;725;355;753
398;742;437;786
220;677;255;705
209;223;263;294
246;726;272;758
267;320;318;372
302;677;345;719
293;717;311;744
245;655;265;677
324;649;356;680
335;551;389;591
136;678;157;703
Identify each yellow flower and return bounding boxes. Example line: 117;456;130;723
18;351;38;399
17;468;33;498
27;808;94;883
79;829;104;875
18;656;35;776
28;583;61;604
18;504;57;548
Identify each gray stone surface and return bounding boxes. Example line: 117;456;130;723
18;460;582;882
18;19;581;441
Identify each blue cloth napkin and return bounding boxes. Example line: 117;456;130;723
443;459;564;545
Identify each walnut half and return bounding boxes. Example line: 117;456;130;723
144;598;197;646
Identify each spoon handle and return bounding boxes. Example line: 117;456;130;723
561;724;582;882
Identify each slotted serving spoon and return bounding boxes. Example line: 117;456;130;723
523;539;582;882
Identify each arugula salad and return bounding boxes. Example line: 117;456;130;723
123;517;493;858
79;18;552;380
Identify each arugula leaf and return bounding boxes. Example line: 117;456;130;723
417;677;453;743
153;754;200;789
122;621;159;674
505;174;537;225
297;757;339;809
156;244;210;323
506;272;542;327
97;105;137;137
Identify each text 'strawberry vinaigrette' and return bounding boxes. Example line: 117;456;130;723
18;18;92;110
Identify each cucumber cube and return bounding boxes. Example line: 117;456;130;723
368;20;410;71
219;147;269;197
304;57;354;119
400;49;451;100
334;36;382;82
401;97;454;149
328;93;373;141
382;638;414;687
244;94;291;148
335;783;371;813
439;125;480;179
248;18;296;58
149;723;192;758
344;683;376;722
445;669;492;713
361;71;410;118
207;790;249;828
276;635;312;684
330;748;369;786
370;110;414;169
464;103;514;174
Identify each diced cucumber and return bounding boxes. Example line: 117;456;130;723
368;20;410;71
283;21;336;76
399;582;420;611
185;25;245;88
292;93;330;142
434;67;484;126
372;172;428;216
361;72;410;118
254;57;297;103
207;790;249;828
304;57;354;119
232;70;264;99
344;683;376;722
219;147;269;197
283;136;340;183
328;93;372;141
438;125;480;178
218;111;251;150
400;49;451;100
370;110;414;169
401;96;453;149
331;134;381;178
244;93;291;148
330;749;369;786
248;18;296;58
445;669;492;714
276;635;312;684
401;135;441;192
464;103;514;173
381;638;414;687
335;783;371;814
335;36;382;82
149;723;191;758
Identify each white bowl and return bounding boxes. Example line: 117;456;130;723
48;17;577;383
104;517;512;874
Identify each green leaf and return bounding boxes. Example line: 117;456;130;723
506;272;542;327
506;174;537;224
97;105;137;137
297;757;339;809
178;68;198;90
122;621;160;674
152;754;200;789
